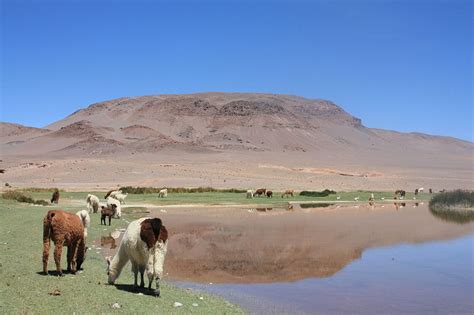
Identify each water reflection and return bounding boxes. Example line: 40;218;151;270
429;207;474;224
145;204;474;284
100;235;117;249
299;203;335;209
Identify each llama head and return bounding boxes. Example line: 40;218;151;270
106;256;117;284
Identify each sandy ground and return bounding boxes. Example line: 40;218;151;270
1;151;472;192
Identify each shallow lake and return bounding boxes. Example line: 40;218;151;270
105;203;474;314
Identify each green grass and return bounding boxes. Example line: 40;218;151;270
0;198;243;314
21;189;431;208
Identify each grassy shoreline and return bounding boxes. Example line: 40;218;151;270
0;198;244;314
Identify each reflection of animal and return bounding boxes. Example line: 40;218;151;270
110;191;128;204
101;205;117;226
256;208;272;212
75;210;91;238
106;197;121;218
101;235;117;249
266;190;273;198
106;217;168;297
255;188;266;197
246;190;253;199
51;189;60;204
86;194;100;213
158;189;168;198
282;189;294;198
42;210;87;275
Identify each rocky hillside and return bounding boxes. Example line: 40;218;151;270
1;93;472;157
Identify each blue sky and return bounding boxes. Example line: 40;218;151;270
1;0;472;141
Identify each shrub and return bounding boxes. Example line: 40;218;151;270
299;189;337;197
2;191;49;206
429;190;474;210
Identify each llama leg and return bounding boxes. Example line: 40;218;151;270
108;216;111;226
67;246;73;272
54;241;64;276
139;266;145;288
42;240;50;275
69;242;79;274
131;261;139;289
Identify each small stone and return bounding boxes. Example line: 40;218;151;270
111;302;121;309
137;292;144;296
199;296;204;300
192;303;199;307
173;302;183;308
49;289;61;296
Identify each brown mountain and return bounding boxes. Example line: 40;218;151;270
1;93;472;190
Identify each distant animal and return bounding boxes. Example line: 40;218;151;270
414;188;419;195
429;188;433;194
418;188;424;193
254;188;266;197
354;196;360;201
42;210;88;276
395;190;406;197
381;197;385;200
0;169;5;174
106;217;168;297
101;205;117;226
246;190;254;199
110;191;128;204
75;210;91;238
266;190;273;198
281;189;294;198
336;196;341;200
158;189;168;198
86;194;100;213
106;197;122;218
50;189;60;204
104;189;119;199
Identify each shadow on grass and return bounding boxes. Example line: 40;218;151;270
114;284;158;297
36;270;82;276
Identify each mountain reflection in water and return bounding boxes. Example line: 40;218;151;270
141;203;474;284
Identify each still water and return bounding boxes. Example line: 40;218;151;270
163;204;474;314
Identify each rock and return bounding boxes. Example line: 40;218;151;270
48;289;61;296
111;303;121;309
199;296;204;300
173;302;183;308
192;303;199;307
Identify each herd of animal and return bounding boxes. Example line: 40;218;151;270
42;189;168;297
42;185;439;297
246;188;294;198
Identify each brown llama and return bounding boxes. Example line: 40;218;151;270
101;205;117;226
43;210;87;276
282;189;294;198
50;189;60;204
255;188;266;197
266;190;273;198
